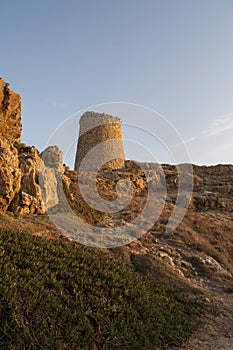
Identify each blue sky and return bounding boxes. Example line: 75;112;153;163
1;0;233;166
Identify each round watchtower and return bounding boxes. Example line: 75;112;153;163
74;111;125;171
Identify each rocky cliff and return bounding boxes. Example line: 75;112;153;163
0;78;22;211
0;79;62;214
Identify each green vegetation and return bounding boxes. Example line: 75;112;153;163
224;286;233;294
1;229;203;349
191;222;203;234
7;193;21;214
62;180;104;224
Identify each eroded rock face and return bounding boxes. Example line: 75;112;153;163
0;78;22;211
41;146;63;173
18;145;45;214
162;164;233;211
192;164;233;211
39;146;64;210
0;78;22;143
0;79;62;214
0;145;21;211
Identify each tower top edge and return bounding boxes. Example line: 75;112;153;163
79;111;121;124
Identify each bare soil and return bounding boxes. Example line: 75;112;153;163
178;277;233;350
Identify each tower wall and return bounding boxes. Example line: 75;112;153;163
74;111;125;171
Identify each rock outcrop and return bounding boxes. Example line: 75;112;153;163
0;78;22;211
18;145;45;214
0;78;22;143
192;164;233;211
39;146;64;210
161;163;233;211
0;79;63;214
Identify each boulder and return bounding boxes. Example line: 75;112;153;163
39;146;64;210
41;146;63;174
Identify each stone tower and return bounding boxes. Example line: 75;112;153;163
74;111;125;171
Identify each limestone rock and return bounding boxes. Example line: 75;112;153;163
0;145;21;211
0;78;22;211
39;162;59;210
41;146;63;174
18;146;45;214
19;192;44;215
191;165;233;211
161;163;233;211
0;78;22;143
39;146;64;210
0;79;63;214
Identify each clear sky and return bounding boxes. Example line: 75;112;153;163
1;0;233;167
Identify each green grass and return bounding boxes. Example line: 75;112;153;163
1;229;203;350
191;222;203;234
62;180;104;224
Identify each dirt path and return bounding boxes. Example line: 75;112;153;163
179;279;233;350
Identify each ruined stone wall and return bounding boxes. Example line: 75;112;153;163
74;111;125;171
